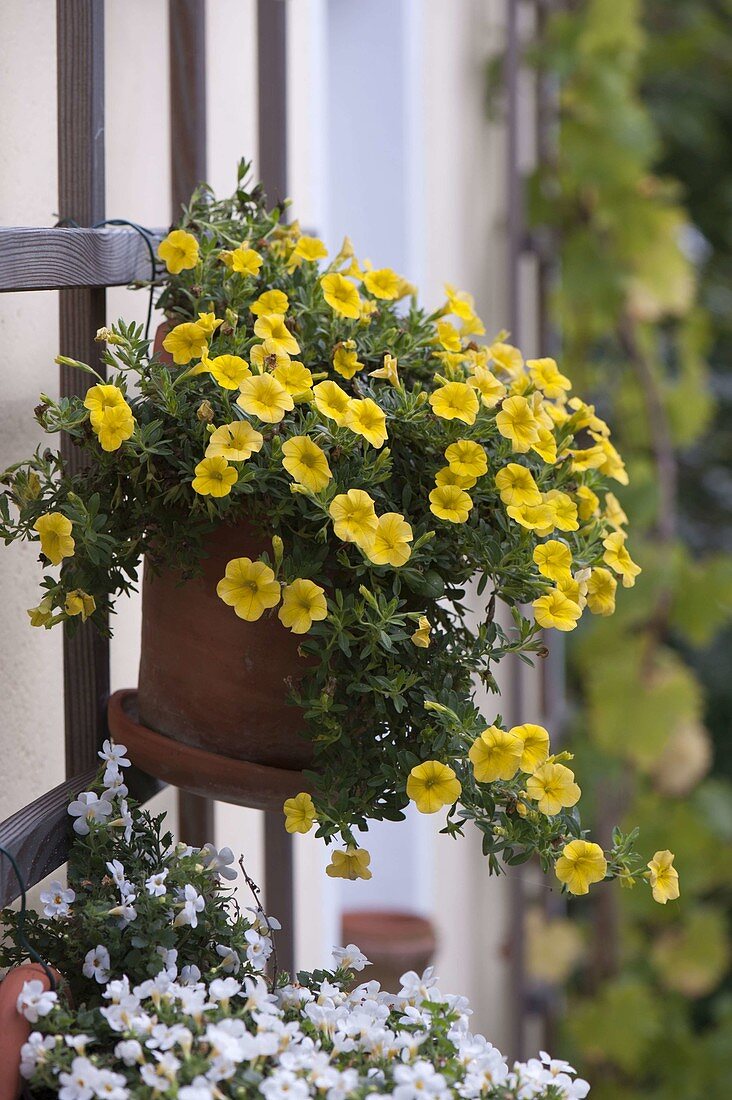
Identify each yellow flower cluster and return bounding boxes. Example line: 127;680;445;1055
216;557;327;634
84;384;135;452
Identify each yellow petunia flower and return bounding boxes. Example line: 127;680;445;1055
513;723;550;773
332;340;363;380
435;466;476;490
647;850;680;904
278;578;328;634
237;373;294;423
195;312;223;339
429;484;472;524
222;245;263;277
34;512;74;566
320;273;361;319
205;354;251;390
283;792;317;834
533;540;573;583
429;381;479;425
329;489;378;546
94;405;135;452
435;320;462;352
507;502;555;534
65;589;96;622
489;341;524;377
162;322;208;365
495;463;541;508
531;427;558;465
84;383;128;426
602;530;642;588
604;491;628;529
313;380;352;425
281;436;332;492
527;357;571;399
253;313;300;357
533;589;583;632
205;421;264;462
406;760;462;814
526;762;581;816
216;556;281;621
469;725;523;782
444;282;477;321
543;490;579;532
191;456;238;497
411;615;431;648
445;439;488;480
27;597;54;628
345;398;388;448
593;434;629;485
363;267;401;300
469;366;507;408
273;360;313;396
575;485;600;521
326;846;372;881
157;229;199;274
289;235;328;267
496;395;540;453
250;289;289;317
249;343;291;373
369;353;400;387
586;567;617;616
365;512;413;568
555;839;607;895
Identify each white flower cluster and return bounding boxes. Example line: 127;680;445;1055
19;949;589;1099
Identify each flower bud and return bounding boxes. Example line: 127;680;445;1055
196;400;215;423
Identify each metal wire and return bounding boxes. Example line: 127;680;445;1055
0;843;57;991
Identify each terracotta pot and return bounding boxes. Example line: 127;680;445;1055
0;964;59;1100
137;521;314;770
153;319;174;365
341;910;437;992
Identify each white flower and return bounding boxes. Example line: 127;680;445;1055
40;879;75;918
139;1051;181;1086
64;1033;93;1053
67;791;113;835
102;765;128;799
180;963;202;985
247;905;282;933
215;942;241;973
20;1031;56;1077
393;1061;447;1100
145;868;169;896
245;927;273;970
94;1068;129;1100
98;739;131;768
179;1079;216;1100
58;1056;100;1100
108;898;137;926
114;1038;143;1065
210;976;241;1003
174;883;205;928
156;945;178;976
201;843;238;881
332;944;371;972
260;1069;311;1100
16;979;57;1022
83;945;111;984
105;859;126;889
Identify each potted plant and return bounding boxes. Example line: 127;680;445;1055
0;162;680;898
1;745;594;1098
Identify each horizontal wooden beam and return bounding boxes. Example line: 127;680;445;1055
0;766;163;906
0;226;164;293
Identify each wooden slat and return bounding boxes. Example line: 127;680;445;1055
57;0;110;778
0;226;163;292
0;767;163;907
257;0;288;206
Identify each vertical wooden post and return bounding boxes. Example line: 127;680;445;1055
57;0;110;776
257;0;295;976
168;0;215;849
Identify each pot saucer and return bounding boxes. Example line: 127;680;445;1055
107;689;309;811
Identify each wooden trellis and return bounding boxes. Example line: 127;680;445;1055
0;0;295;974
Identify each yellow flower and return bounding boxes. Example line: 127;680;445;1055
544;490;579;532
576;485;600;521
157;229;199;274
406;760;462;814
469;726;523;782
205;421;264;462
411;615;431;648
333;340;363;380
237;374;294;423
326;846;372;881
253;313;300;357
496;395;540;452
313;380;352;425
429;381;479;425
527;357;571;399
216;557;281;621
27;597;54;628
533;588;582;631
435;320;462;353
604;491;628;529
435;466;476;490
290;235;328;265
281;436;332;492
490;341;524;377
205;354;251;390
586;567;617;616
94;405;135;452
429;484;473;524
65;589;96;621
363;267;401;300
469;367;507;407
369;353;399;386
345;398;388;448
647;850;680;904
444;282;477;321
602;531;642;588
526;762;581;816
195;312;223;339
283;792;317;834
495;463;541;508
365;512;413;567
278;578;328;634
192;456;238;497
273;361;313;396
162;322;208;365
533;540;573;583
556;840;607;895
250;289;289;316
250;343;291;373
320;273;361;319
34;512;75;566
445;439;488;480
570;445;606;473
83;383;128;426
594;435;628;485
531;428;558;465
507;501;555;534
223;245;263;277
329;489;378;546
513;723;550;772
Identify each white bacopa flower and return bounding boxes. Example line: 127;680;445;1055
178;1079;216;1100
67;791;114;836
174;883;205;928
105;859;126;888
200;842;238;880
215;942;241;973
156;945;178;976
114;1038;143;1066
98;739;131;768
58;1055;100;1100
260;1069;311;1100
139;1051;181;1086
94;1067;129;1100
145;868;169;897
16;979;57;1023
40;878;75;918
210;976;241;1003
64;1033;94;1053
83;945;111;984
20;1031;56;1077
180;963;202;985
102;764;128;799
108;898;137;927
332;944;371;972
247;905;282;933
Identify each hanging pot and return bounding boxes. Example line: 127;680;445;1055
0;963;60;1100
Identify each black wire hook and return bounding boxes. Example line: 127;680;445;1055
0;844;57;992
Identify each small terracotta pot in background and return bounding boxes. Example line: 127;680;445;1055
152;319;173;364
341;910;437;992
0;963;60;1100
